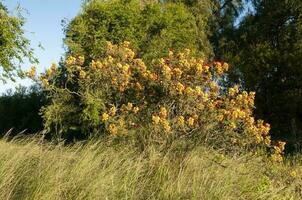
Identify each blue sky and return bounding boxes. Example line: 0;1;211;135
0;0;82;92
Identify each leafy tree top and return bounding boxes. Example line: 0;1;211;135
0;2;37;81
64;0;213;63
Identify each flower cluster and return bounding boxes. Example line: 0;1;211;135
37;41;284;160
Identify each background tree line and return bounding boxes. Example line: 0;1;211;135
1;0;301;151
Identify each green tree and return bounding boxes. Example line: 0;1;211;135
0;2;36;81
64;0;213;62
0;85;46;136
166;0;247;60
225;0;302;146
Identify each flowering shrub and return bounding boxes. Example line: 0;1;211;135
29;42;284;160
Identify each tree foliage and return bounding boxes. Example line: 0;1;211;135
0;2;36;81
64;0;213;62
224;0;302;143
0;85;46;136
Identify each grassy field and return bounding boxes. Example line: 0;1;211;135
0;137;301;200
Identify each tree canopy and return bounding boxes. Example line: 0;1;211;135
224;0;302;143
0;2;36;81
64;0;213;62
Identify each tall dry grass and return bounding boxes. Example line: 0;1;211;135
0;137;301;200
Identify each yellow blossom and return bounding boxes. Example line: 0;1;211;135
78;56;85;65
264;136;271;146
271;153;283;162
27;66;36;78
122;64;130;72
223;62;229;71
195;86;203;96
173;68;183;77
196;64;203;73
176;82;185;94
159;107;168;119
187;117;195;126
133;107;139;114
203;65;209;72
108;124;118;135
290;170;297;178
135;82;143;91
109;106;117;116
101;113;109;122
216;114;224;122
79;70;86;79
177;116;185;126
126;102;133;111
41;78;49;87
229;122;237;130
162;120;171;133
185;87;194;96
66;56;76;66
123;41;130;47
152;115;160;124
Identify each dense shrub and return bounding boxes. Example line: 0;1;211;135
29;42;284;160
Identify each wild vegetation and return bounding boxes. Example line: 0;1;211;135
0;137;302;200
1;0;302;199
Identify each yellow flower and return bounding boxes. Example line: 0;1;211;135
264;136;271;146
135;82;143;91
122;64;130;72
271;153;283;162
229;122;237;130
176;82;185;94
79;70;86;79
228;88;236;96
187;117;195;126
255;134;263;144
216;114;224;122
109;106;117;116
223;62;229;71
162;120;171;133
27;66;36;78
173;68;183;77
152;115;160;124
148;73;157;81
66;56;76;66
111;78;117;85
290;170;297;178
126;102;133;111
41;78;49;87
210;81;216;89
126;49;135;59
236;94;243;101
228;85;239;96
195;86;203;96
108;124;118;135
196;63;203;73
177;116;185;126
101;113;109;122
185;87;194;96
123;41;130;47
203;65;209;72
159;107;168;119
133;106;139;114
78;56;85;65
50;63;57;73
276;141;286;152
